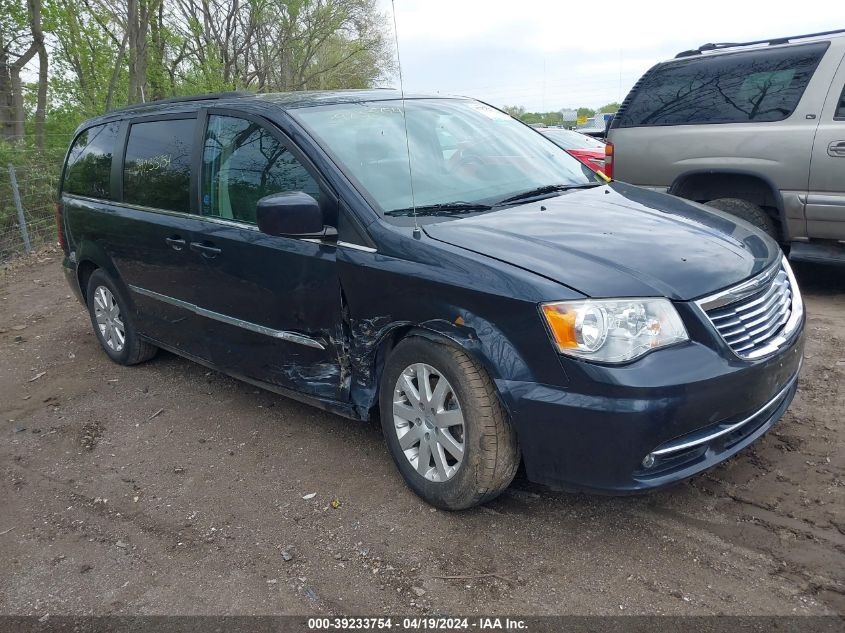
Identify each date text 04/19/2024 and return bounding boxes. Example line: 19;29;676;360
307;617;528;630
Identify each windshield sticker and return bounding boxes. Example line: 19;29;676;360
469;103;511;120
328;106;404;122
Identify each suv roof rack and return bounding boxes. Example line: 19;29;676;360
675;28;845;58
107;91;254;113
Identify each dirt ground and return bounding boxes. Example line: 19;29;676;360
0;253;843;617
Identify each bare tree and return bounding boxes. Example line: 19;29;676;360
0;0;46;142
171;0;392;92
126;0;157;102
0;30;13;136
29;0;47;148
39;0;394;120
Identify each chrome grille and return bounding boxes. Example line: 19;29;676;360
700;261;800;359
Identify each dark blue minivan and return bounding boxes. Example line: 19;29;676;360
58;91;805;509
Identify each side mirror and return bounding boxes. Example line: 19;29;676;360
256;192;326;238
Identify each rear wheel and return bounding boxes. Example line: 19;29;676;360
379;336;519;510
705;198;779;241
86;269;157;366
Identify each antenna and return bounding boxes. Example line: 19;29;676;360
390;0;420;238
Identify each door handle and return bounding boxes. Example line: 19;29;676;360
828;141;845;157
165;236;186;251
190;241;222;258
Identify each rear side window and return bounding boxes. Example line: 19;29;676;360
617;42;829;127
63;122;120;198
836;85;845;120
201;115;319;224
123;119;195;212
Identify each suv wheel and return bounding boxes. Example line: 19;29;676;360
705;198;778;241
86;269;157;365
379;336;519;510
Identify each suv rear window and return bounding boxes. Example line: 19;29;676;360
616;42;829;128
63;122;120;199
123;119;195;213
836;85;845;120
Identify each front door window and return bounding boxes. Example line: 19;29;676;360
201;115;320;224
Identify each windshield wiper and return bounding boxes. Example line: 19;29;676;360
384;202;493;217
496;182;602;206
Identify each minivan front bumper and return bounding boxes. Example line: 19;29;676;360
498;324;804;493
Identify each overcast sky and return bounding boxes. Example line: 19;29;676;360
380;0;841;111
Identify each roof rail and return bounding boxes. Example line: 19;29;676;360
107;91;254;113
675;28;845;58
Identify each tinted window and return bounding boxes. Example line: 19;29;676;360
201;115;319;224
836;85;845;120
617;43;828;127
124;119;195;212
64;122;120;198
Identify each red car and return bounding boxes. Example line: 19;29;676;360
539;128;607;175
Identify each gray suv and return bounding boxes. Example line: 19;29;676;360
607;30;845;264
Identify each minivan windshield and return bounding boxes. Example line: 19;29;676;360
294;99;602;221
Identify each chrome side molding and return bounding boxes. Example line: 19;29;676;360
337;241;377;253
128;285;326;350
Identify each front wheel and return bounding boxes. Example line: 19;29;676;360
379;336;519;510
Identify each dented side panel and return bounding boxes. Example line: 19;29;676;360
192;224;347;401
334;222;584;420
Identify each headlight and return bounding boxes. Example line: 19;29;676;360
540;298;688;363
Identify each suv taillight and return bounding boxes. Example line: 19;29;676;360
604;142;614;180
56;202;67;250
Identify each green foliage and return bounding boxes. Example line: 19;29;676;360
43;0;128;117
0;138;67;258
175;53;235;96
13;0;394;128
519;111;564;127
0;0;30;53
503;103;619;127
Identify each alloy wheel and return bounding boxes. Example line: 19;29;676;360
93;285;125;353
393;363;465;482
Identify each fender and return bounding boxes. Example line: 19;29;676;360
71;240;135;309
344;309;538;422
668;168;790;231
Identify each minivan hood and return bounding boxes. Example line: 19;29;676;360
424;182;779;300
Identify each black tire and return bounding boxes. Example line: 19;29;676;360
705;198;779;241
86;269;157;366
379;336;519;510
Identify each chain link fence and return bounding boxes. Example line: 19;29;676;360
1;135;70;263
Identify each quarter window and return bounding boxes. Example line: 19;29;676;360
64;122;120;199
123;119;195;212
617;42;829;127
201;115;319;224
